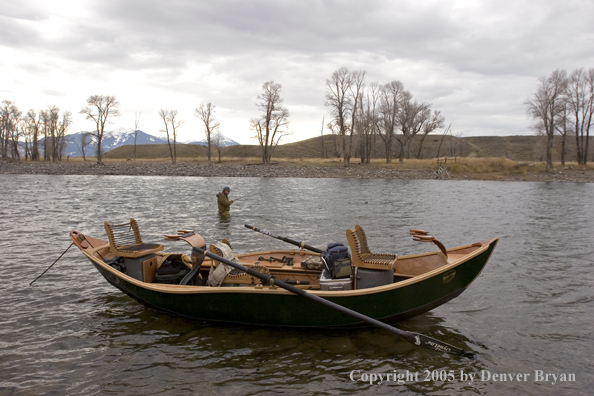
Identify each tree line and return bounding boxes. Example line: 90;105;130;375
0;82;289;165
0;69;447;166
325;67;445;166
8;69;592;169
0;101;72;162
154;81;289;166
526;68;594;171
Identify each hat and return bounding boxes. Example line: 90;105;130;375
223;186;231;192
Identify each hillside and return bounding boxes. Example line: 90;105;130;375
103;134;593;163
104;143;208;159
461;136;543;160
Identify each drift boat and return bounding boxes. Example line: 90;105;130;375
69;219;498;329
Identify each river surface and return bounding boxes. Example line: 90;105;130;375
0;175;592;395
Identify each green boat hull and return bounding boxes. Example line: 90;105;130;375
88;239;497;328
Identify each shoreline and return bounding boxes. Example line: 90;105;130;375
1;160;593;183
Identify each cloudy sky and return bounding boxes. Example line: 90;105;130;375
2;0;593;144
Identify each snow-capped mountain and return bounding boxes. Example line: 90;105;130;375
104;128;169;148
185;136;239;147
56;129;238;157
57;130;168;157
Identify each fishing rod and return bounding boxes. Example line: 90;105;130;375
244;224;324;253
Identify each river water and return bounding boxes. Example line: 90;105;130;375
0;175;592;395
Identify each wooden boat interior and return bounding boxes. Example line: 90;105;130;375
70;221;490;291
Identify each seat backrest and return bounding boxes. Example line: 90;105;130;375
104;218;163;258
354;225;371;256
346;224;370;260
105;218;143;249
346;224;397;270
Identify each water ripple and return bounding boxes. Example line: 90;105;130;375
0;175;592;395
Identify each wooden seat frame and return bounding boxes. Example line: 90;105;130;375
104;218;164;258
410;229;449;264
346;225;397;270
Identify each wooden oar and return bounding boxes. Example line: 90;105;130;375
244;224;324;253
192;246;473;357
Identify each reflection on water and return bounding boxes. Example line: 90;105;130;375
0;175;592;395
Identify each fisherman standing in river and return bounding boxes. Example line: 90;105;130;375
217;186;235;216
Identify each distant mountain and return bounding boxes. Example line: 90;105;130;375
51;130;167;157
186;136;239;147
53;129;237;157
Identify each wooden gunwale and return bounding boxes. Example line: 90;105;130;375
78;237;497;297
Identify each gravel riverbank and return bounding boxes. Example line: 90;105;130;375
1;160;593;183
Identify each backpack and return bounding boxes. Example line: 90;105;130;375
321;243;352;279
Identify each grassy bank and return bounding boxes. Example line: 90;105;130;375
59;155;594;177
4;156;593;182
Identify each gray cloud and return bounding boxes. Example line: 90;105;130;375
1;0;593;142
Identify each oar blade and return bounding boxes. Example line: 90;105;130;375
398;330;474;357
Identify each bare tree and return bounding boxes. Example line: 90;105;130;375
211;130;224;163
437;126;465;159
80;95;120;164
22;122;31;160
158;109;172;162
25;110;41;161
354;83;379;164
133;112;142;163
40;107;70;162
194;103;220;165
56;111;72;161
566;68;594;165
38;109;49;161
45;106;61;162
416;109;446;159
347;70;366;165
0;101;23;161
378;81;405;163
325;68;353;166
525;69;568;171
554;100;571;165
77;132;93;161
158;109;183;164
251;81;291;164
396;93;432;162
366;83;381;164
436;123;453;159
